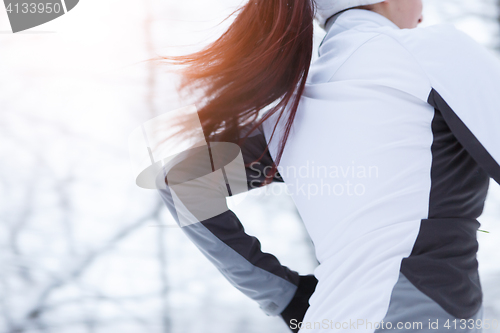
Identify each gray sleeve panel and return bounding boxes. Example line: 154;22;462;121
156;122;300;316
157;185;299;316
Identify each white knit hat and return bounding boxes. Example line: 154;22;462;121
315;0;386;29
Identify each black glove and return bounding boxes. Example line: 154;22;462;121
280;274;318;333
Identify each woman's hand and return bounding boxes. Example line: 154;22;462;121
280;274;318;333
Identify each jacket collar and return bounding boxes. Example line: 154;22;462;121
323;8;400;35
317;9;400;57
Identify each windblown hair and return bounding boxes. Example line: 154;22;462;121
152;0;316;185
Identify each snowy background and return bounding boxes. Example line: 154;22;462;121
0;0;499;332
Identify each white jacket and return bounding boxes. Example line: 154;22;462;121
158;8;500;332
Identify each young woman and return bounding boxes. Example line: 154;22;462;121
155;0;500;332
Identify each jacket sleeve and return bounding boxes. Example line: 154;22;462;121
155;122;301;316
400;23;500;185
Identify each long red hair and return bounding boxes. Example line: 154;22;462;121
152;0;316;185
